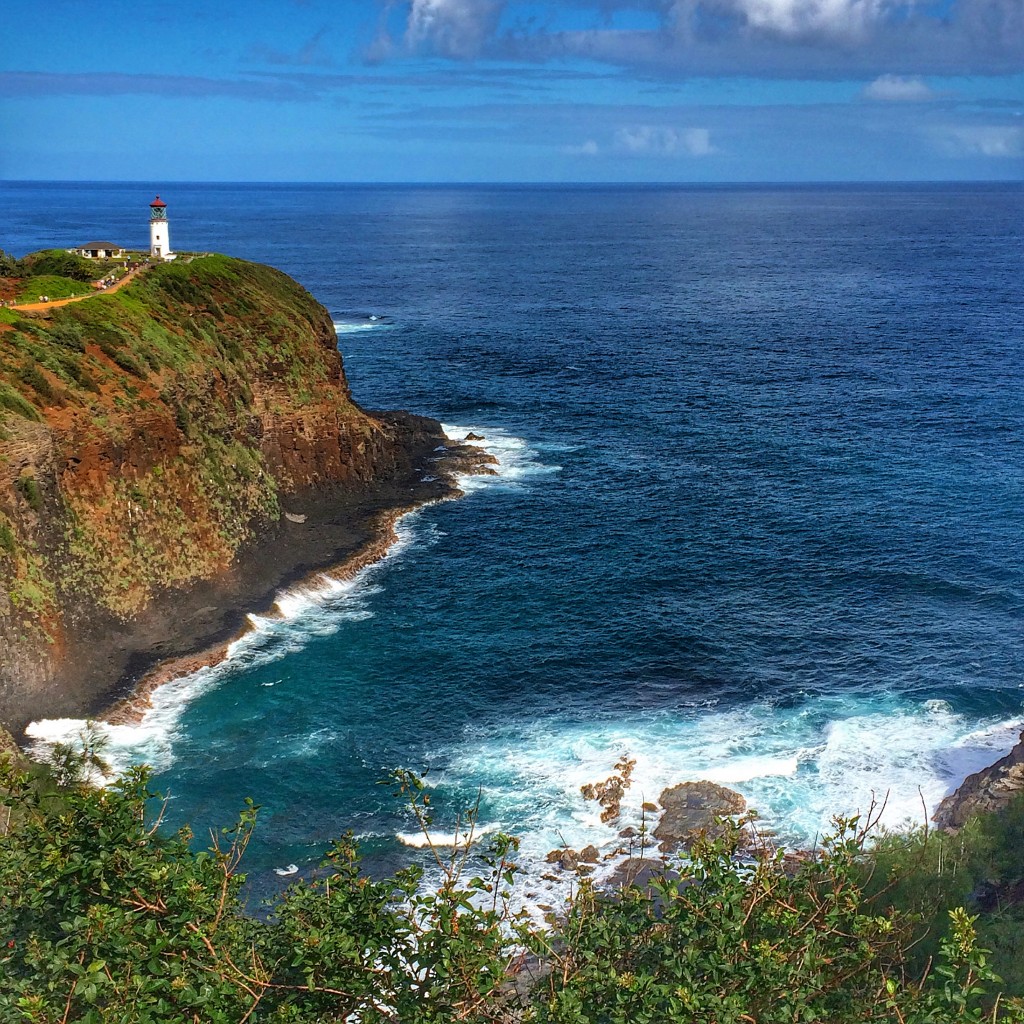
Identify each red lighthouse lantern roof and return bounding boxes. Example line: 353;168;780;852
149;195;167;208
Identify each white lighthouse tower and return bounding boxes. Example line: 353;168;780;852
149;195;174;260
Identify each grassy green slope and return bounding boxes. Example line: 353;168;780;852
0;255;373;630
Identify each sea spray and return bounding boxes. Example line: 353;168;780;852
423;698;1024;900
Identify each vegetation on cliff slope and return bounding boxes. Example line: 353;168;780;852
0;253;386;675
2;754;1023;1024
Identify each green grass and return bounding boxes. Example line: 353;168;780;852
0;519;15;556
16;475;43;513
0;385;40;421
15;275;91;303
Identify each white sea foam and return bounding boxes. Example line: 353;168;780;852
417;697;1024;911
441;422;560;492
333;319;389;334
396;822;500;849
25;662;227;775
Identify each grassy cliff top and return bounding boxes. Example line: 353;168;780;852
0;254;354;427
0;254;377;632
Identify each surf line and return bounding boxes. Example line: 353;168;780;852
101;431;501;728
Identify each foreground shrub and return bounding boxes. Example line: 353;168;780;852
861;797;1024;998
1;760;1022;1023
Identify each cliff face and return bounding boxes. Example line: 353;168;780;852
933;730;1024;829
0;255;444;732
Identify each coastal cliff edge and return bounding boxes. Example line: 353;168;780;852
0;254;468;735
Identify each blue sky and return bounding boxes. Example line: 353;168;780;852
1;0;1022;181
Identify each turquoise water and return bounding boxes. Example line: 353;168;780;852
6;181;1024;903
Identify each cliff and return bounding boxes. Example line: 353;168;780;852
933;729;1024;829
0;254;451;734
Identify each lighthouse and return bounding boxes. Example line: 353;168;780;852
149;195;174;260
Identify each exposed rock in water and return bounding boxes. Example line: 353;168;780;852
464;432;485;441
933;729;1024;829
654;781;747;853
580;755;636;823
607;858;671;891
545;847;581;871
579;845;600;864
438;441;499;478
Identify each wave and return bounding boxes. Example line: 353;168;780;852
442;423;560;492
396;822;500;849
333;316;391;334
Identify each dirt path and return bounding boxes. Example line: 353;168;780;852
9;263;150;312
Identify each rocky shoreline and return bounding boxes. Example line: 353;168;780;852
7;425;499;740
933;728;1024;829
537;732;1024;890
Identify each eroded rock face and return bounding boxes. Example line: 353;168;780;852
654;781;747;853
933;730;1024;829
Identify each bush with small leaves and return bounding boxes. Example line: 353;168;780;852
2;761;1023;1024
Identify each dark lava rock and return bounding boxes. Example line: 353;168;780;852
440;443;500;477
654;781;747;853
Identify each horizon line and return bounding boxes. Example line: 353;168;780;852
2;178;1022;188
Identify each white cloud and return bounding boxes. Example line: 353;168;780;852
934;125;1024;157
614;125;717;156
564;139;600;156
404;0;505;58
862;74;934;101
378;0;1024;79
726;0;891;41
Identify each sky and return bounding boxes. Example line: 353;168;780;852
1;0;1022;182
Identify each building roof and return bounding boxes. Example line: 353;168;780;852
78;241;123;250
149;195;167;208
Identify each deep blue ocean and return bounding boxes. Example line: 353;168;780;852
5;181;1024;901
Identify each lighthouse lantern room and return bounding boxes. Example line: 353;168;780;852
149;195;175;260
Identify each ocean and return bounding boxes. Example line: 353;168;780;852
5;181;1024;904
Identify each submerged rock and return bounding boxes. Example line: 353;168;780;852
654;781;747;853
